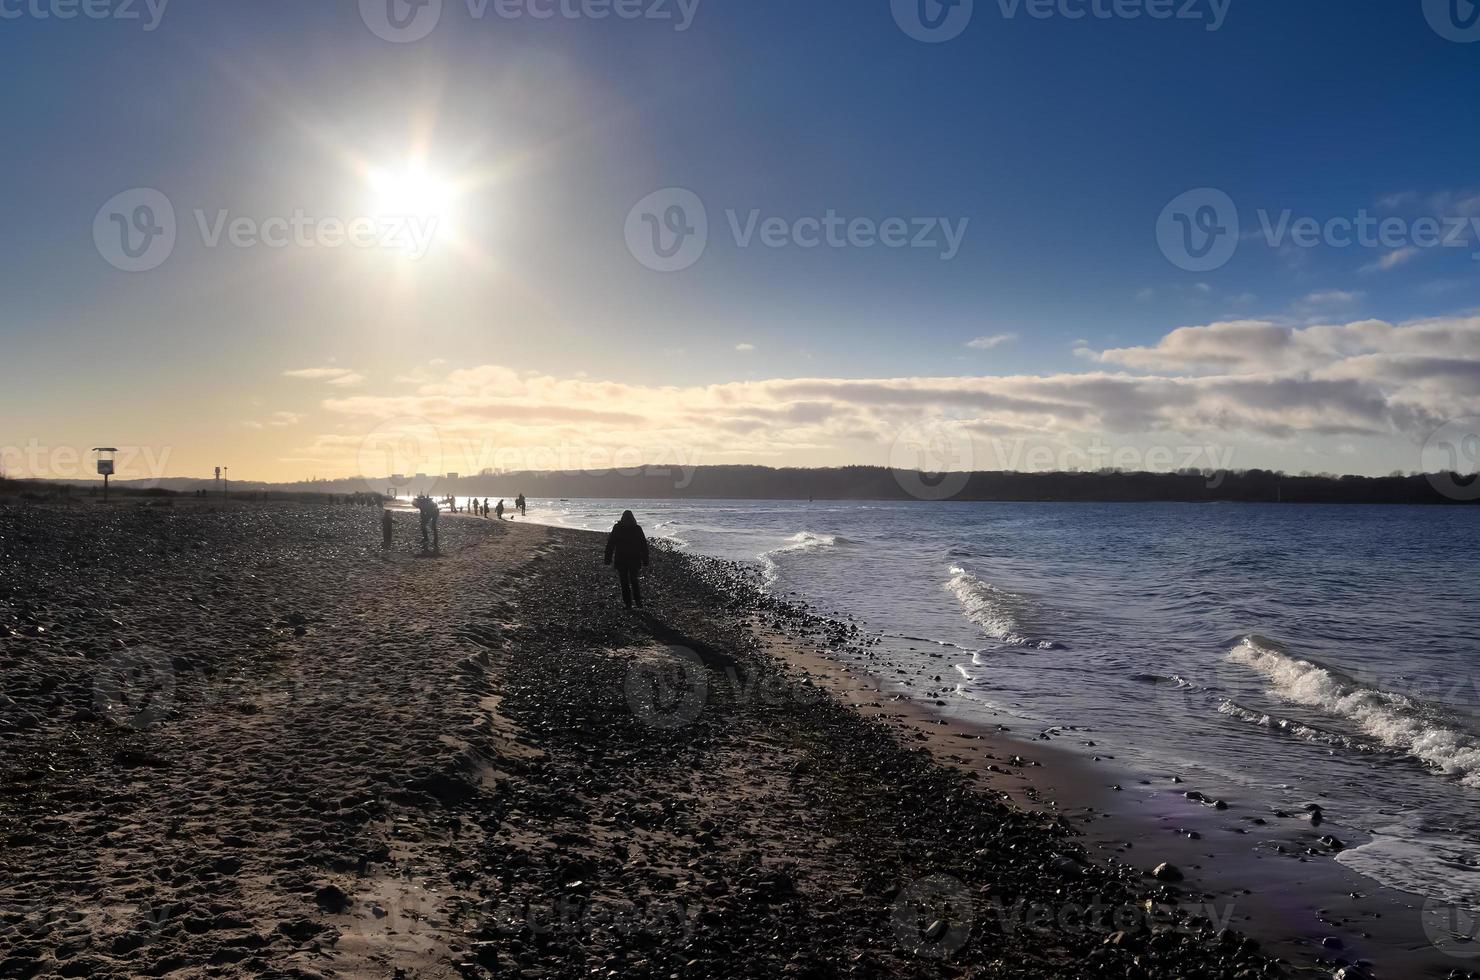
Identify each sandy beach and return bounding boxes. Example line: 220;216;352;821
0;498;1453;979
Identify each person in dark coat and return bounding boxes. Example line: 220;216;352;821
604;510;650;609
413;495;440;552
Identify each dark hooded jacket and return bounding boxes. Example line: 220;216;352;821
604;511;650;570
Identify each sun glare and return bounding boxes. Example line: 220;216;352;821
367;163;457;230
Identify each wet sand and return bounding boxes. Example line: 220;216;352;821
0;499;1455;978
756;621;1468;979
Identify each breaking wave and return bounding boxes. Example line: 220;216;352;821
1226;636;1480;787
945;566;1055;649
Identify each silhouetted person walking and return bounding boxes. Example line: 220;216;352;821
382;508;393;549
414;494;440;552
604;510;650;610
495;499;505;521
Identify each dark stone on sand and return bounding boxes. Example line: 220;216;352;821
276;919;324;942
407;772;477;807
314;885;351;913
1152;862;1184;882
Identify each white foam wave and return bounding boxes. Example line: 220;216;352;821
757;531;841;589
945;566;1053;649
1226;636;1480;787
1216;699;1368;751
774;531;839;553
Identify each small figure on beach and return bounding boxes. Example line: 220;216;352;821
604;510;650;610
413;494;440;552
516;493;527;516
495;499;505;521
482;498;490;519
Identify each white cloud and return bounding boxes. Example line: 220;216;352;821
284;367;365;387
284;314;1480;479
1300;289;1365;307
965;333;1018;350
1360;247;1419;274
734;343;756;352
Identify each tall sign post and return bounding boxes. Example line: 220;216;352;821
94;448;117;502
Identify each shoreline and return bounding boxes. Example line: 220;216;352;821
0;498;1460;977
746;602;1457;977
523;500;1479;976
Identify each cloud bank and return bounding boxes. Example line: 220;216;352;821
287;316;1480;476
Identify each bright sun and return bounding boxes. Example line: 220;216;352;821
367;163;457;229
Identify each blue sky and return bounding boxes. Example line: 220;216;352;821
2;0;1479;481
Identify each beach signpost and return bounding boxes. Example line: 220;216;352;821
94;448;117;502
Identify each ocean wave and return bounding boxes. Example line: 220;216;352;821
1226;636;1480;787
757;531;844;589
945;566;1055;649
773;531;841;553
1130;672;1194;689
1216;699;1370;751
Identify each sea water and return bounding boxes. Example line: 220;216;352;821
465;496;1480;908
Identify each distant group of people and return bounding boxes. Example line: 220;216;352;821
458;493;526;520
392;492;536;553
328;492;382;507
391;494;651;611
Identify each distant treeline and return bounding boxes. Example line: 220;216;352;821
38;466;1479;505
